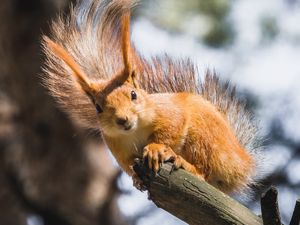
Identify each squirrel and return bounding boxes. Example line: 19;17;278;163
42;0;260;194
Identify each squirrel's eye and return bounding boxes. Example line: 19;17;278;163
95;104;103;113
131;90;137;100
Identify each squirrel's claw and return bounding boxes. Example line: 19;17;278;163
170;156;183;174
143;143;177;173
143;144;206;179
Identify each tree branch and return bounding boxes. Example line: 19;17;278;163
289;199;300;225
261;186;282;225
133;160;263;225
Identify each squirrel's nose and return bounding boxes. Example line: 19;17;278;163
116;117;128;126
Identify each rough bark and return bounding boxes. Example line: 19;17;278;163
261;187;282;225
133;160;263;225
289;199;300;225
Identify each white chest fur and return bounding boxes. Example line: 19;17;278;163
102;126;152;174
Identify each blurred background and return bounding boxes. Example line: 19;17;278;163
0;0;299;224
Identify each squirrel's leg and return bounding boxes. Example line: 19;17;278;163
143;143;204;179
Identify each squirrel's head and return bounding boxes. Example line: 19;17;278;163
89;80;153;136
44;8;154;136
44;37;153;136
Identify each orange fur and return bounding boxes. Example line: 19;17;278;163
42;0;259;194
121;12;132;76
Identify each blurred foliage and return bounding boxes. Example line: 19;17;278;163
203;21;234;47
139;0;235;48
260;16;279;43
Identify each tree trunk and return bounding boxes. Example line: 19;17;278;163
0;1;127;224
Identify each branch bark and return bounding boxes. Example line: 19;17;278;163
289;199;300;225
261;186;282;225
133;160;263;225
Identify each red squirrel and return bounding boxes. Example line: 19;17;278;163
42;0;259;194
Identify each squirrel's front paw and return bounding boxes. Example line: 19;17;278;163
143;143;176;173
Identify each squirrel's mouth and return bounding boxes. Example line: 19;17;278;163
121;120;137;132
115;119;137;133
124;124;132;131
115;122;134;132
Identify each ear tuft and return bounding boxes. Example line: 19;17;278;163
115;10;139;88
43;36;95;96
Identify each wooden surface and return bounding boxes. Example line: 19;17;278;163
261;187;282;225
133;160;263;225
289;199;300;225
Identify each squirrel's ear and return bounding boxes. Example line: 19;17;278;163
115;11;139;88
43;36;96;97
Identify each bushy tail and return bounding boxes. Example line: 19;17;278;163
200;72;263;192
200;72;259;154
